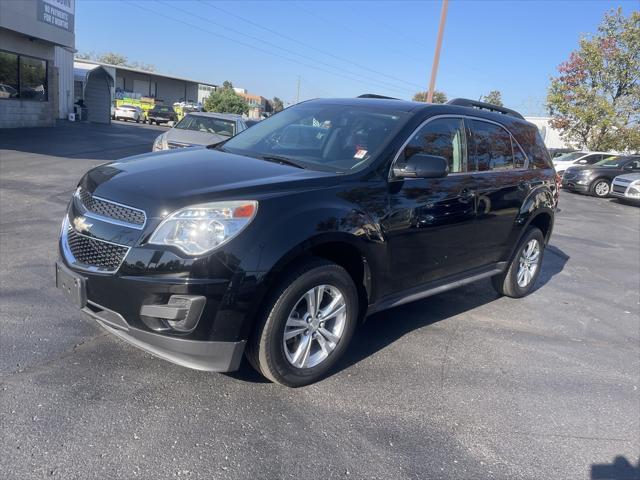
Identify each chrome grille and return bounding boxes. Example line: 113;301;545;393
65;226;129;272
77;188;146;227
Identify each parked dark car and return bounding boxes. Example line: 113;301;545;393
562;155;640;197
55;97;557;387
147;105;177;125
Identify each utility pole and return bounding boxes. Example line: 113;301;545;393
296;75;301;104
426;0;449;103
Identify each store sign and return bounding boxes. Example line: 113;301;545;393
37;0;75;32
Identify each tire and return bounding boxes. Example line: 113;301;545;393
246;258;359;387
591;178;611;198
136;116;140;123
492;227;545;298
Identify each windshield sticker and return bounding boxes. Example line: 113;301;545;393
354;149;367;159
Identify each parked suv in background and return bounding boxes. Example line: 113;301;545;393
147;105;177;125
611;172;640;205
55;96;556;387
553;151;613;176
562;155;640;197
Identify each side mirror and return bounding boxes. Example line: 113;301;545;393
623;164;634;170
393;153;449;179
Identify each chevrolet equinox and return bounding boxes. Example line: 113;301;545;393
56;96;557;387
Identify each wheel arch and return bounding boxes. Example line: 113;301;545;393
241;233;376;340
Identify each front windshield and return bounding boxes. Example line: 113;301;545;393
175;115;236;136
595;156;622;167
555;152;585;162
218;103;409;173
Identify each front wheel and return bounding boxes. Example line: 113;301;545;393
591;179;611;198
246;259;359;387
492;227;545;298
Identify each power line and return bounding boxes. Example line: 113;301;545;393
200;0;426;91
150;0;417;97
291;2;428;65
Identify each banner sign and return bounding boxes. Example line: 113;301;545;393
38;0;75;32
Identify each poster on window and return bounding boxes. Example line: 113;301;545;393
37;0;75;32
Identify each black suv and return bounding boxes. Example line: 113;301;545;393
147;105;177;125
55;97;557;387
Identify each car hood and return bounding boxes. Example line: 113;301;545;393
81;148;338;216
614;172;640;182
164;128;228;147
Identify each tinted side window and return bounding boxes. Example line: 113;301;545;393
402;118;468;173
511;137;526;169
470;120;513;171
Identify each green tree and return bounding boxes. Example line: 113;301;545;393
412;90;447;103
481;90;503;106
547;9;640;151
222;80;234;90
271;96;284;112
204;87;249;115
97;52;128;66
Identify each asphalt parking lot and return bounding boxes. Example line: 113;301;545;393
1;121;638;479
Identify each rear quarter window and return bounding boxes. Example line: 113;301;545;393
510;122;552;169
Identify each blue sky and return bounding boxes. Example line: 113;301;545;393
76;0;637;115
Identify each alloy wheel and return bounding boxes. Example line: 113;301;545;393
594;181;610;197
517;239;540;288
283;285;347;369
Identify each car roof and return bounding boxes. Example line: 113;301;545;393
188;112;243;121
301;97;535;129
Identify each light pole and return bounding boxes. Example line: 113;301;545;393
426;0;449;103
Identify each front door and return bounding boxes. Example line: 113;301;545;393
383;117;478;293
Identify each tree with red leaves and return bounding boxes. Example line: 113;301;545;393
547;9;639;151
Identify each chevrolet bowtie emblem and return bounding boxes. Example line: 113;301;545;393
73;216;93;233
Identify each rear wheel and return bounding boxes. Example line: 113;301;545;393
492;227;545;298
591;179;611;198
246;259;359;387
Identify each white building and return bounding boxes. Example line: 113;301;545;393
0;0;76;128
525;116;572;149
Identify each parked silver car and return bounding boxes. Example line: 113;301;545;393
153;112;247;151
611;172;640;204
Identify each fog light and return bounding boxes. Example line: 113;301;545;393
140;295;205;333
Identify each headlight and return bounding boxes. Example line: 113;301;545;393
149;201;258;255
153;133;167;151
627;185;640;198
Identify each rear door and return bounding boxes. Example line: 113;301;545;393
468;118;530;266
384;116;479;292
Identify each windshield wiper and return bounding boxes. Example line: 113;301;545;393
260;155;307;169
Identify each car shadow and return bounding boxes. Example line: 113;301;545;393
228;245;569;384
591;456;640;479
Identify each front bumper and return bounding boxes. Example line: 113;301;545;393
84;301;245;371
561;180;589;193
56;256;258;372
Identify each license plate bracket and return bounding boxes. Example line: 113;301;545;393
55;261;87;309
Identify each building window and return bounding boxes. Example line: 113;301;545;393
0;50;48;101
0;51;19;99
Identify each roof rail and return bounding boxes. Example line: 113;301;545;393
357;94;399;100
446;98;525;120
